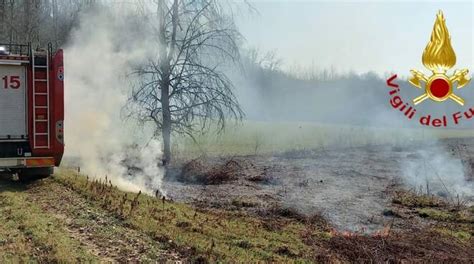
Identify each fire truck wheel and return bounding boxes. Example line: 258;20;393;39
18;167;54;183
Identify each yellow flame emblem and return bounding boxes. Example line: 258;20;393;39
409;10;470;106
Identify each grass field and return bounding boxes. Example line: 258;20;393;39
0;170;471;262
172;121;474;157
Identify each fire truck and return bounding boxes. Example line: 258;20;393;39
0;43;64;182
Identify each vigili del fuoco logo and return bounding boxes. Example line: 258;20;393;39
386;10;472;127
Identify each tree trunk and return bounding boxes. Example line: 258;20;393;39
24;0;31;43
158;0;179;166
8;0;13;44
0;0;5;42
52;0;58;47
161;78;171;166
157;0;174;166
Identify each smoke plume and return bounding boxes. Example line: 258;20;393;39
63;7;165;196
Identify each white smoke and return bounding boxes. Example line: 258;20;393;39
401;142;474;201
63;6;165;196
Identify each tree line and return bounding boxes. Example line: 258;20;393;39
0;0;96;48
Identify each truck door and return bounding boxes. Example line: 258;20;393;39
0;63;27;140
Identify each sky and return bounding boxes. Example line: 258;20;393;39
236;0;473;76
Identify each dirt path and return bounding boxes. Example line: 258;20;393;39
0;177;183;262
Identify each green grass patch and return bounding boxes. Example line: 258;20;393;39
392;191;443;208
0;181;96;262
171;120;474;158
416;207;473;223
417;208;453;221
435;228;472;242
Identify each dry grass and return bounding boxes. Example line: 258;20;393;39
318;230;473;263
55;169;319;262
178;158;240;184
392;190;445;208
0;181;95;262
177;158;264;185
52;170;474;262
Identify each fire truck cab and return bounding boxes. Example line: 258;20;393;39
0;43;64;182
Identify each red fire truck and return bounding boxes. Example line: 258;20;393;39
0;43;64;182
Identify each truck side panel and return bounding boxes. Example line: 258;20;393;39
51;50;64;166
28;49;64;166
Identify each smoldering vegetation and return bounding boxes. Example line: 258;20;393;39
64;5;166;196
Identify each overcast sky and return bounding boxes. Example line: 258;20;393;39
236;0;473;76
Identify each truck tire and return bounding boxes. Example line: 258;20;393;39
18;167;53;183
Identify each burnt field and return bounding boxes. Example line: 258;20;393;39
165;137;474;233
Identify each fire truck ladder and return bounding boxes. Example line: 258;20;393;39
32;49;50;149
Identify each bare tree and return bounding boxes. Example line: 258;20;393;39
129;0;244;165
247;47;282;72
